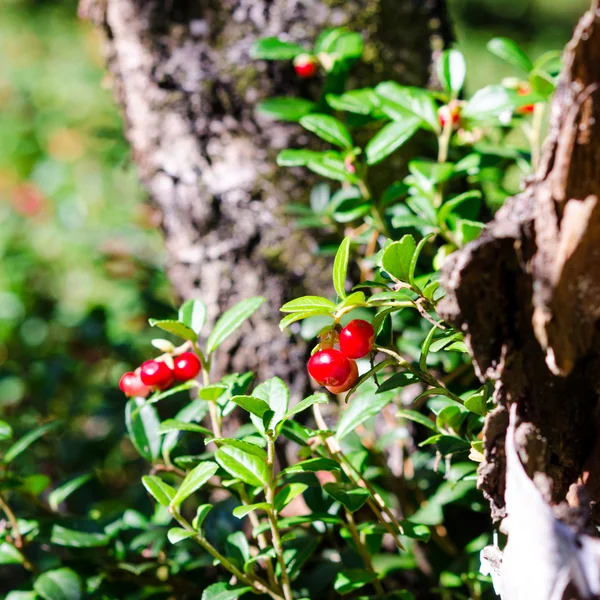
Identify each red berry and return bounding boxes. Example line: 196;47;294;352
173;352;202;382
326;360;358;394
339;320;375;359
119;372;150;398
516;83;535;114
307;348;352;387
139;360;174;390
438;102;460;128
293;54;318;78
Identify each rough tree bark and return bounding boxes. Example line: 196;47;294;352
79;0;450;394
440;2;600;523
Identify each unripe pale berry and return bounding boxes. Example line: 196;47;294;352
173;352;202;382
140;360;174;390
119;371;150;398
339;320;375;359
438;102;460;128
326;360;359;394
293;54;318;78
307;348;352;387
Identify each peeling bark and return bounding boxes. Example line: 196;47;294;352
80;0;450;393
440;5;600;521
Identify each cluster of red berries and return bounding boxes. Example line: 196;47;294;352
307;320;375;394
119;352;202;398
293;54;319;78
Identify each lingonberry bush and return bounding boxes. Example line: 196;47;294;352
0;28;561;600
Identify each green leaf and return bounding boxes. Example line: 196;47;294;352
167;527;194;544
279;310;333;331
274;483;308;512
257;97;316;122
457;219;485;245
48;474;93;512
0;542;24;564
300;114;353;149
306;152;358;183
280;296;336;314
334;569;377;595
0;420;12;441
5;592;37;600
172;462;218;508
159;419;212;436
162;400;210;459
277;149;323;167
326;89;378;115
280;457;341;476
144;380;199;406
3;421;61;464
381;235;416;282
149;318;197;341
333;236;351;299
207;297;265;354
192;504;213;530
202;582;252;600
365;118;420;166
343;360;393;403
232;502;271;518
215;438;267;460
397;409;438;432
125;398;161;460
408;233;435;289
215;445;268;488
376;82;439;130
250;37;305;60
230;395;271;419
285;393;328;419
51;525;109;548
226;530;250;567
323;482;370;512
377;372;419;393
331;32;364;61
487;37;533;73
250;377;289;435
437;49;466;96
142;475;176;507
438;190;482;224
179;299;207;335
336;383;395;440
34;568;82;600
464;390;488;416
463;85;539;119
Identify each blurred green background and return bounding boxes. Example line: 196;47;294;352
0;0;591;593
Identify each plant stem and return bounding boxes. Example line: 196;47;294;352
202;367;222;439
266;435;294;600
171;509;284;600
344;508;385;595
0;492;23;548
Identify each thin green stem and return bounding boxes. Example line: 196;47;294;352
0;492;23;548
266;436;293;600
202;367;222;439
171;509;284;600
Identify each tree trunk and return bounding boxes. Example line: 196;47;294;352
440;3;600;523
79;0;450;394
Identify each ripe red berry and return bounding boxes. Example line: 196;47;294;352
173;352;202;382
119;372;150;398
139;360;174;390
326;360;359;394
516;83;535;114
307;348;352;387
339;320;375;359
293;54;318;78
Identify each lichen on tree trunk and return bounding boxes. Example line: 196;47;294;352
80;0;450;393
440;4;600;522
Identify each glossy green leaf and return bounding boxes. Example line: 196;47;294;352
307;152;358;183
3;421;61;464
215;438;267;460
280;457;341;476
365;118;420;165
280;296;336;313
408;233;435;289
192;504;213;531
0;420;12;441
323;482;370;512
145;380;199;406
125;398;161;460
277;149;323;167
226;530;250;567
279;310;333;331
142;475;176;507
201;582;252;600
457;219;485;245
172;462;218;508
250;377;289;435
215;445;268;488
487;37;533;73
437;49;466;95
5;592;36;600
148;318;197;341
326;89;378;115
48;473;92;512
376;82;439;130
178;299;207;335
334;569;377;595
232;502;271;518
162;400;210;459
300;114;353;149
257;97;316;122
397;409;438;432
159;419;212;436
167;527;194;544
333;236;351;299
377;372;419;393
464;390;488;416
381;235;416;282
331;32;364;60
34;568;82;600
285;393;328;419
0;542;24;565
230;395;271;419
274;483;308;512
207;297;265;354
250;37;305;60
51;525;109;548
